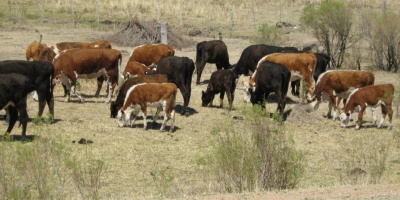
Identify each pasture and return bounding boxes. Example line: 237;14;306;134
1;0;400;199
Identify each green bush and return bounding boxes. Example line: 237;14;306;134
251;23;283;45
211;105;304;193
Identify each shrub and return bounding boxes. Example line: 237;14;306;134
250;23;282;45
211;105;304;193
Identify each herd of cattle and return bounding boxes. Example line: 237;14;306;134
0;39;395;141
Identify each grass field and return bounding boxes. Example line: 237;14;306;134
1;0;400;199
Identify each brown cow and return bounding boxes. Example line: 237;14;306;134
340;84;394;130
52;48;121;103
117;82;177;131
252;52;317;101
39;40;113;62
110;74;168;118
26;41;48;61
127;44;175;66
310;70;375;120
121;61;155;80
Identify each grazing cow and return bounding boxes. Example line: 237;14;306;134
52;48;121;103
0;74;35;140
233;44;299;76
110;74;168;118
156;56;195;116
201;69;237;110
121;61;155;80
310;70;375;120
245;62;291;117
340;84;394;130
127;44;175;67
0;60;55;118
291;53;330;96
26;41;48;61
117;83;177;131
254;52;317;101
195;40;231;84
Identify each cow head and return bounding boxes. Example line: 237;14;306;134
201;90;214;107
117;109;132;127
242;79;256;103
340;112;351;128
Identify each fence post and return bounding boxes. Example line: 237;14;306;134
96;0;100;24
161;23;168;44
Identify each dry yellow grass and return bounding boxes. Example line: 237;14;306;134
1;0;400;199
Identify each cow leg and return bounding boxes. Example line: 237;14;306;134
226;89;234;110
219;91;225;108
105;81;114;103
62;84;68;97
178;85;190;116
141;104;148;130
129;108;140;127
6;106;18;134
371;107;377;125
160;107;169;132
355;106;366;130
71;79;85;103
196;56;208;84
169;109;175;132
291;81;300;96
94;76;104;97
386;103;393;129
16;100;29;141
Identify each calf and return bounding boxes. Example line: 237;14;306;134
340;84;394;130
26;40;48;61
246;61;291;117
117;83;177;131
156;56;195;116
201;69;237;110
110;74;168;118
121;61;155;80
195;40;231;84
310;70;375;120
0;74;35;140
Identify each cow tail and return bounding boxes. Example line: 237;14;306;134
195;42;204;65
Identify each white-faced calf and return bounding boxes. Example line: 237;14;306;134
117;82;177;131
340;84;394;130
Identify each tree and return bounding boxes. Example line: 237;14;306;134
300;0;360;69
361;11;400;72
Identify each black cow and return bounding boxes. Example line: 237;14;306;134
156;56;195;116
0;74;36;140
290;53;330;96
233;44;299;76
201;69;237;110
110;74;168;118
0;60;55;119
249;61;291;117
195;40;231;84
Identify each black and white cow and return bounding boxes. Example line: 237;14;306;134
0;73;36;140
247;61;291;117
201;69;237;110
0;60;54;119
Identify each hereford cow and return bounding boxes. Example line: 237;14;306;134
310;70;375;120
340;84;394;130
156;56;195;116
245;62;291;117
110;74;168;118
233;44;299;76
52;48;121;103
195;40;231;84
26;40;48;61
117;83;177;131
0;60;55;119
201;69;237;110
253;52;317;101
291;53;330;96
121;61;155;80
127;44;175;67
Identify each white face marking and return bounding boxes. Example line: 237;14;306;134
243;81;251;103
94;45;99;48
340;112;350;127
